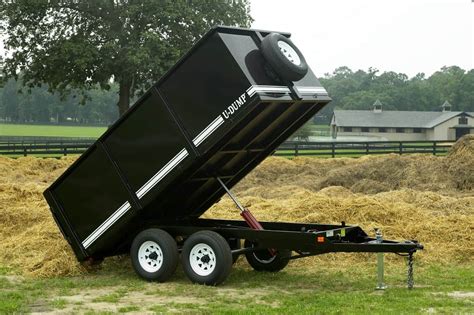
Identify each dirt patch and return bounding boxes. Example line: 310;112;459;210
0;274;24;285
30;284;282;314
31;285;202;314
447;291;474;299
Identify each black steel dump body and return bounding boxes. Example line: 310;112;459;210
44;26;332;261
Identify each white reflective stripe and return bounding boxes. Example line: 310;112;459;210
82;148;189;249
254;87;290;92
247;86;256;96
297;87;328;95
246;85;328;97
136;148;188;198
192;116;225;147
82;201;131;249
247;85;291;97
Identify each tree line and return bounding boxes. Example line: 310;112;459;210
316;65;474;123
0;79;119;125
2;2;471;127
1;65;473;125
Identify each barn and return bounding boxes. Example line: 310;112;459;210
331;100;474;141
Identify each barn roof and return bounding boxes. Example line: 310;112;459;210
332;110;473;128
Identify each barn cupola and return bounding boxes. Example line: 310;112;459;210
373;99;383;113
441;100;452;112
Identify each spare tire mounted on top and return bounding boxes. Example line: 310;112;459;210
260;32;309;82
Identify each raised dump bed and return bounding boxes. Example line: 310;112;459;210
45;26;422;286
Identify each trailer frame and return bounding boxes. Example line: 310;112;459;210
151;219;423;257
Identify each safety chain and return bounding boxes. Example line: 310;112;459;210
407;252;414;289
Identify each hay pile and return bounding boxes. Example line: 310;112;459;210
234;141;474;195
204;187;473;265
0;136;473;277
447;134;474;190
0;157;84;277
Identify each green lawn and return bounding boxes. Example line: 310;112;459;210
0;123;106;138
1;260;472;314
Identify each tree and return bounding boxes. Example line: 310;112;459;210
340;91;395;111
0;0;252;116
319;65;474;122
457;70;474;112
292;122;313;141
1;79;19;121
428;66;466;111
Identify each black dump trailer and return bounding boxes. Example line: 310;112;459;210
44;27;422;285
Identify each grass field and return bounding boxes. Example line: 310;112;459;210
0;123;329;139
1;261;472;314
0;123;106;138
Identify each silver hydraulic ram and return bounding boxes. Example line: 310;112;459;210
216;177;265;231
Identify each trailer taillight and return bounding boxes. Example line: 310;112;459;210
317;236;325;243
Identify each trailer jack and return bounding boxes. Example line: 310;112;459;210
375;229;387;290
374;229;417;290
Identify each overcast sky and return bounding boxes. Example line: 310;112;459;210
251;0;473;78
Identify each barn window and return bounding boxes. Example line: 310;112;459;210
396;128;404;133
459;116;468;125
343;127;352;132
413;128;422;133
361;127;369;132
378;128;386;133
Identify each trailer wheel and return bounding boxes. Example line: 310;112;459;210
261;32;308;82
130;228;178;282
244;240;291;272
182;231;232;285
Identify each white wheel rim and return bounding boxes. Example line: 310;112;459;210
278;41;301;66
189;243;217;276
138;241;163;273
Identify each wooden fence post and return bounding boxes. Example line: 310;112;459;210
331;142;335;158
295;143;299;157
399;142;403;155
433;141;437;155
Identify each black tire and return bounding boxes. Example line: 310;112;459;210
244;240;291;272
182;231;233;285
130;228;178;282
260;32;308;82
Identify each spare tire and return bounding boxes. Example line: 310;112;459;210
260;33;308;82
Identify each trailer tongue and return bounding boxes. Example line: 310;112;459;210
44;26;422;286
